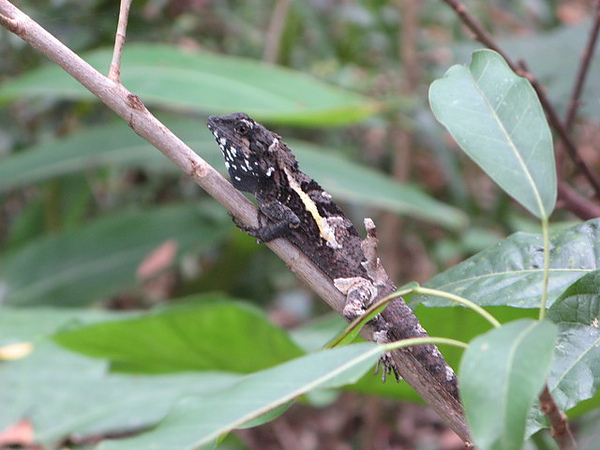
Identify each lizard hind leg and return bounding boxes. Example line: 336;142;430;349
334;277;378;322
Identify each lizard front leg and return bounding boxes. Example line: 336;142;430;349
236;194;301;242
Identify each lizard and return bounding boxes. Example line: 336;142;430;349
206;112;459;398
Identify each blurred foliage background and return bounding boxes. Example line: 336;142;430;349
1;0;599;448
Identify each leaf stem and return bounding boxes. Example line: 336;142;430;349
415;287;501;328
385;336;468;352
539;216;551;320
327;284;419;348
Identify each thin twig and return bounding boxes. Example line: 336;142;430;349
556;1;600;180
262;0;292;64
564;0;600;132
442;0;517;71
108;0;132;81
0;0;470;442
442;0;600;203
539;385;577;449
557;182;600;219
518;59;600;198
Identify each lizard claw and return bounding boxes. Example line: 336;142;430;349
230;215;263;242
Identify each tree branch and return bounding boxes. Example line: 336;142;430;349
518;59;600;199
109;0;132;81
557;182;600;219
539;385;577;450
564;0;600;132
0;0;470;443
442;0;514;69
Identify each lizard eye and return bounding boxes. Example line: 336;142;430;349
236;123;250;135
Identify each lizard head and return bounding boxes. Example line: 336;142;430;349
207;112;277;193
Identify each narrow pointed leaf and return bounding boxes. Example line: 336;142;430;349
459;319;557;449
429;49;556;218
0;44;377;126
99;343;383;450
0;203;230;306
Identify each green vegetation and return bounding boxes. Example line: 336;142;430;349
1;1;599;448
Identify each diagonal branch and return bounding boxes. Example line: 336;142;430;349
0;0;470;443
518;60;600;199
442;0;515;69
564;0;600;132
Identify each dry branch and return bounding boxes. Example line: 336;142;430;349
0;0;470;443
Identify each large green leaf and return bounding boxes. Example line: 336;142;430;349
415;219;600;308
53;298;304;373
0;119;466;228
459;319;557;450
527;322;600;435
0;44;377;126
0;307;242;444
429;49;556;218
522;276;600;432
0;202;231;306
99;343;383;450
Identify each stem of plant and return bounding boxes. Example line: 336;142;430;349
539;216;551;321
414;287;501;328
385;337;469;352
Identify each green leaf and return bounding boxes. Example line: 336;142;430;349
98;343;383;450
459;319;557;450
547;271;600;325
0;307;123;343
415;219;600;308
53;297;304;373
0;122;175;192
0;203;231;306
0;119;466;228
527;322;600;436
429;49;556;218
0;44;378;126
0;308;242;444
